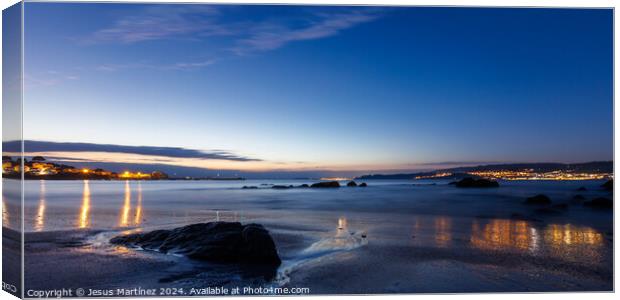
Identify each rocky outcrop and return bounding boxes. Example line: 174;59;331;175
524;194;551;205
110;222;281;266
359;182;368;187
311;181;340;188
347;181;358;187
454;177;499;188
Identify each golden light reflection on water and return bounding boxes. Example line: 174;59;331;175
434;217;452;248
2;197;9;227
134;182;143;225
79;180;91;229
119;181;132;227
34;180;46;231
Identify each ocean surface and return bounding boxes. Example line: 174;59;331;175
3;179;614;293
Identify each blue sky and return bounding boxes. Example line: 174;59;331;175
19;4;613;175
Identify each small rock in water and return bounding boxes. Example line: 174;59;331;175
524;194;552;205
359;182;368;187
347;181;358;187
311;181;340;188
299;184;309;188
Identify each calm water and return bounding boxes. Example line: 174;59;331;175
4;179;613;232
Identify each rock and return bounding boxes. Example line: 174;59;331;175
310;181;340;188
602;180;613;191
299;184;309;188
584;197;613;209
524;194;551;205
359;183;367;187
454;177;499;188
110;222;281;267
347;181;358;187
272;185;290;189
242;186;258;189
576;186;587;191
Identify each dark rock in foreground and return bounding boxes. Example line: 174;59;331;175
359;182;367;187
602;180;613;191
347;181;358;187
454;177;499;188
524;194;552;205
584;197;613;209
311;181;340;188
110;222;281;266
299;184;309;188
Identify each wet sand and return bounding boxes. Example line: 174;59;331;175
9;179;614;294
19;212;613;295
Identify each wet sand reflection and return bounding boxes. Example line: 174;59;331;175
434;217;452;248
34;180;46;231
79;180;91;228
470;219;537;252
469;218;604;260
411;216;606;262
303;216;367;254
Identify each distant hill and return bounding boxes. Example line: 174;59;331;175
355;161;613;180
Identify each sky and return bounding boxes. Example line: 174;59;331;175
15;4;614;177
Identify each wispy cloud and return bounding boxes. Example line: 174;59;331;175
5;140;261;162
24;71;80;89
83;6;228;44
82;6;381;56
96;59;216;72
232;10;379;55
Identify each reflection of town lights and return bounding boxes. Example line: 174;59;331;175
338;217;347;230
